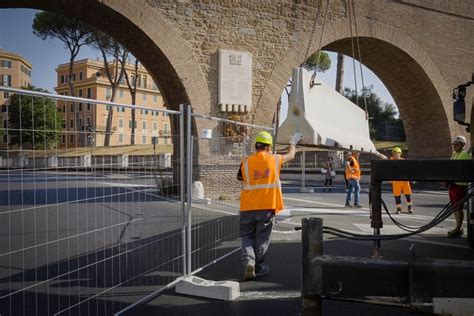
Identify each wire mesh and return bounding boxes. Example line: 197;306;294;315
0;87;185;315
188;113;273;273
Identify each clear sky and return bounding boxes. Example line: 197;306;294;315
1;8;397;115
0;9;101;93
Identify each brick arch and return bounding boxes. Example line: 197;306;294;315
0;0;210;112
257;19;453;158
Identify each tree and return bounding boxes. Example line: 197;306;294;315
121;57;139;145
8;86;64;149
90;31;128;146
335;53;344;94
343;86;406;141
303;51;331;73
33;12;93;146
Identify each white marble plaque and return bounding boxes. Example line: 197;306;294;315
218;49;252;113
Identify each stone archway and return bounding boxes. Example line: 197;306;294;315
0;0;210;112
257;18;454;158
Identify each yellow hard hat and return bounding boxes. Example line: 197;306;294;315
255;131;273;145
392;147;402;154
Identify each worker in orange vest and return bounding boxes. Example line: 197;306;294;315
237;131;303;280
345;151;362;208
375;147;413;214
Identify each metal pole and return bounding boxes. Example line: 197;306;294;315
179;104;187;276
301;217;323;316
370;160;383;258
186;104;193;275
301;149;306;188
468;96;474;248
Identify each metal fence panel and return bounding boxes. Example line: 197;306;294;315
0;87;185;315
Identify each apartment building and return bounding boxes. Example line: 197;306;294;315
55;58;171;148
0;48;33;147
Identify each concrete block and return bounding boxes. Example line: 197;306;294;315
47;156;58;168
118;154;129;168
175;276;240;301
80;155;91;167
192;181;204;199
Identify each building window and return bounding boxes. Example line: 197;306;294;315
61;75;65;84
2;75;12;87
142;93;147;102
71;104;74;112
70;135;74;143
106;88;112;99
142;121;147;131
3;120;8;129
72;73;76;81
62;105;66;113
142;75;147;89
70;119;74;128
118;134;124;144
119;89;124;98
153;122;157;131
1;59;12;68
79;72;83;80
164;137;168;145
86;118;91;127
3;134;7;144
87;88;92;98
62;135;66;143
87;103;91;111
119;118;124;128
78;103;82;111
78;89;83;97
129;120;136;129
79;118;83;129
20;64;31;77
1;105;7;113
4;92;9;99
153;95;158;103
142;135;146;144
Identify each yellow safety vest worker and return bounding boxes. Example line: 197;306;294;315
345;156;361;180
451;151;472;186
240;151;284;213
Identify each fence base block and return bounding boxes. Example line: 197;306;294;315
300;187;314;193
175;276;240;301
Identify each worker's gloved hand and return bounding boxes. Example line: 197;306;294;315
289;133;304;146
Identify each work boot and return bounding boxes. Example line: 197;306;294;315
407;205;413;214
345;202;351;207
354;204;362;208
447;229;463;238
255;264;270;277
243;264;255;281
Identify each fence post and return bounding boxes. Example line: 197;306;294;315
179;104;187;276
302;217;323;316
186;104;193;275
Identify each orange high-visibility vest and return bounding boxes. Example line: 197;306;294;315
240;151;284;213
345;156;361;180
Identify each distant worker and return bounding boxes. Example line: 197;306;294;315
323;155;336;192
375;147;413;214
345;151;362;208
447;136;472;238
237;131;303;280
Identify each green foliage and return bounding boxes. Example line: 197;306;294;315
32;11;93;52
303;51;331;73
343;86;406;141
8;86;64;149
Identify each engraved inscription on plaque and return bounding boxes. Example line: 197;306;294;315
218;49;252;113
